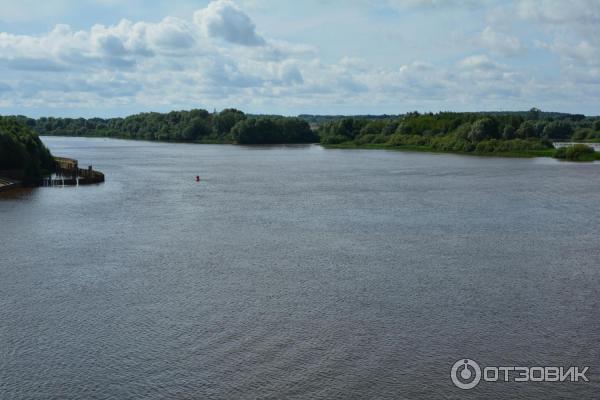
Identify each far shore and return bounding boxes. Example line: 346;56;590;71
41;135;600;161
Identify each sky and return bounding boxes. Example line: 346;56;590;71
0;0;599;117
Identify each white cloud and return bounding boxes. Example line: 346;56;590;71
459;54;505;71
517;0;600;27
0;0;599;115
194;0;265;46
278;61;304;85
145;17;197;51
480;26;525;56
0;1;316;113
516;0;600;80
0;17;202;73
0;0;71;22
548;40;599;65
383;0;494;8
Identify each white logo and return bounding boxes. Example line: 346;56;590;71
451;359;482;389
451;359;590;390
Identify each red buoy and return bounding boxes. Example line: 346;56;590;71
196;175;200;182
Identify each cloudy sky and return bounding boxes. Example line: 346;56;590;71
0;0;599;117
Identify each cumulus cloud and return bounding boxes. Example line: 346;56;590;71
277;62;304;85
480;26;525;56
459;55;505;71
383;0;493;8
516;0;600;78
546;39;599;65
0;17;202;73
0;0;599;115
0;0;314;113
517;0;600;26
194;0;265;46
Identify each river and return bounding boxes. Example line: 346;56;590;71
1;137;599;399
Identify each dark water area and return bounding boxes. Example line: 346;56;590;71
1;137;599;399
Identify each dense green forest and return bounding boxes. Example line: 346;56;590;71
318;109;600;160
0;116;55;181
299;114;401;129
12;109;318;145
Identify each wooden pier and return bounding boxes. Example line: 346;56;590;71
0;157;104;191
43;157;105;187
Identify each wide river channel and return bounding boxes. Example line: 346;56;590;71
1;137;599;399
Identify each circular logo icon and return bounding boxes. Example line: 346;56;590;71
451;359;481;390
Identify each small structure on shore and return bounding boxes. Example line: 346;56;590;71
0;176;20;192
41;157;105;187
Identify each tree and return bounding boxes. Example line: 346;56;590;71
182;117;212;141
542;121;573;140
468;118;499;142
502;125;516;140
360;120;387;136
0;116;54;179
213;109;246;136
381;120;400;136
527;107;541;121
516;121;536;138
231;117;316;144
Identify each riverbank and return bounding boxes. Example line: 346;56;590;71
0;177;20;192
318;113;600;162
322;142;576;159
1;157;105;192
39;132;237;145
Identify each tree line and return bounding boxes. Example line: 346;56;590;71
12;109;318;145
318;109;600;157
4;108;599;162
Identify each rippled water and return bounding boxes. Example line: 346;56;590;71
1;137;599;399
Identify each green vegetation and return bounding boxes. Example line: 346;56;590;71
299;114;400;130
232;116;318;144
7;108;600;161
13;109;317;145
318;110;600;158
0;116;54;181
554;144;598;161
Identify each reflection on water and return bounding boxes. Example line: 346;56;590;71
1;137;599;399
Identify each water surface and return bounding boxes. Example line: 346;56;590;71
1;137;599;399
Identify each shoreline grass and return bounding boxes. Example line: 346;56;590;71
322;142;557;159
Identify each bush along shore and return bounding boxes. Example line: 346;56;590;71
554;144;598;161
